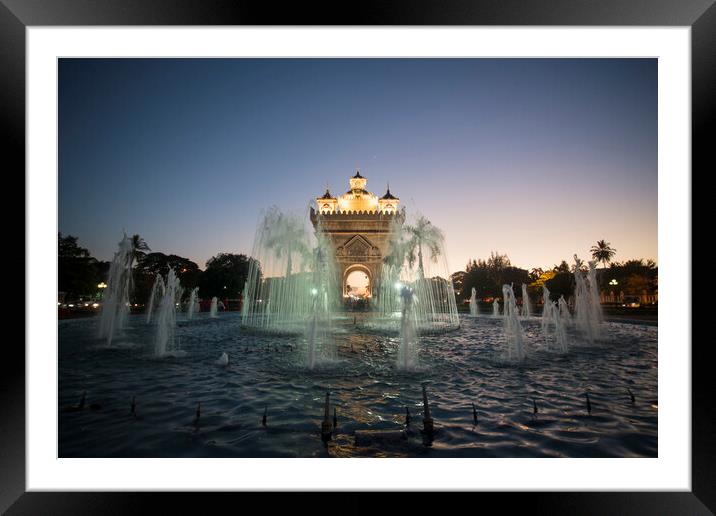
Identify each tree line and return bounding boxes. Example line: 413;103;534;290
58;233;258;304
453;241;657;303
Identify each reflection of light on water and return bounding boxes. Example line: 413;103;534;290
59;313;658;458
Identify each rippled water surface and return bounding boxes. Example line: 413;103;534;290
59;312;657;457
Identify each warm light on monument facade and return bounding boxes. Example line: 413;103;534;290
311;170;404;301
315;170;399;215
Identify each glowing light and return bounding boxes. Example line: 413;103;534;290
609;279;618;286
68;304;74;308
395;282;403;290
97;282;107;289
311;288;318;296
92;303;99;308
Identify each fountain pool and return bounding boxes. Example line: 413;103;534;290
59;312;657;458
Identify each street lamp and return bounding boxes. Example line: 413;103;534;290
608;279;619;304
96;282;108;301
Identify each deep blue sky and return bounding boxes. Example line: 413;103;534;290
59;58;657;272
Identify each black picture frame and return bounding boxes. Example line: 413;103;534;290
2;0;710;512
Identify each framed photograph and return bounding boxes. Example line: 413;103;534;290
4;0;710;512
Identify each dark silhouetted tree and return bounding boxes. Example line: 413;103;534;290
58;233;102;300
199;253;258;299
590;239;617;268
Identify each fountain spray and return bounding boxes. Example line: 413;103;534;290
397;285;418;370
573;256;603;342
98;234;135;346
521;283;531;318
469;288;478;317
154;268;181;357
502;284;525;361
186;287;199;320
146;274;165;324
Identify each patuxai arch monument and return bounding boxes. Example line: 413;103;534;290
310;171;404;303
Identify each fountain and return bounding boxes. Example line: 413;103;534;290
587;260;604;325
469;287;478;317
306;294;319;369
541;284;556;332
146;274;165;324
242;206;339;336
60;230;658;458
305;229;339;368
210;297;218;318
98;234;135;346
154;268;184;357
375;214;459;333
552;303;569;352
397;285;418;370
521;283;532;318
186;287;199;320
558;295;571;327
493;299;500;317
541;284;570;351
502;284;525;361
573;256;603;342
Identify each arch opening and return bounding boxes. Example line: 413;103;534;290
344;265;371;299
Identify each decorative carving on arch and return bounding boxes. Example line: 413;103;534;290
340;234;375;258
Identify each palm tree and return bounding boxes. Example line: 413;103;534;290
404;216;444;278
590;240;617;268
130;234;151;263
261;207;309;277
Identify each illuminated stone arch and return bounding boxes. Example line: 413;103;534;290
343;263;372;298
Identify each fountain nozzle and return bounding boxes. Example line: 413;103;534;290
321;391;332;442
586;392;592;415
422;384;434;436
194;402;201;426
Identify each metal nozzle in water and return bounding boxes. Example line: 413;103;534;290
422;384;434;436
194;402;201;426
586;392;592;415
321;391;332;442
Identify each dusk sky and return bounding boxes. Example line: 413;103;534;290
59;58;657;273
